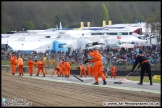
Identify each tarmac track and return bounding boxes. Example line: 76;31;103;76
1;72;161;107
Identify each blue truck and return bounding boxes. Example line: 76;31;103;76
52;41;68;52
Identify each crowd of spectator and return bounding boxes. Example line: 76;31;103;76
1;44;161;67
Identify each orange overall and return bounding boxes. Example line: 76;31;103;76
17;57;24;75
82;66;86;77
90;66;93;77
65;61;71;77
58;60;63;76
62;62;66;76
111;66;117;78
59;60;65;76
28;59;34;75
52;65;61;76
79;65;84;77
86;64;91;76
88;50;106;83
36;61;45;75
10;54;17;75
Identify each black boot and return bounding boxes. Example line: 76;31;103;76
103;80;107;85
36;74;39;76
12;73;15;75
137;80;143;85
150;80;153;85
93;82;99;85
43;74;45;77
19;74;21;76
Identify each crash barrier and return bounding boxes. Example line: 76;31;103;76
2;65;160;76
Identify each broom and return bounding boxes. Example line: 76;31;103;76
113;67;138;84
113;64;154;84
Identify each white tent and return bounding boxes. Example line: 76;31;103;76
65;30;92;35
8;41;52;52
98;39;106;44
85;39;92;43
119;35;147;45
1;37;19;44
